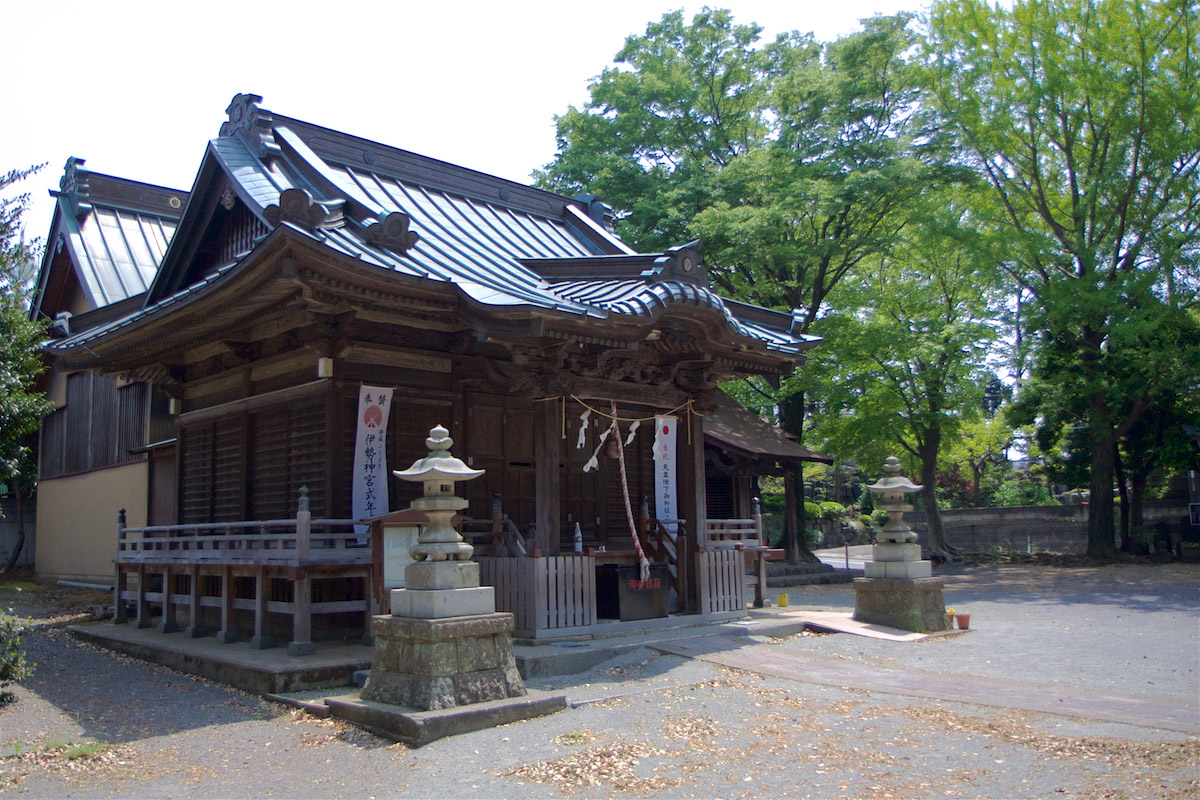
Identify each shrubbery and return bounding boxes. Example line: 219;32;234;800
0;614;33;703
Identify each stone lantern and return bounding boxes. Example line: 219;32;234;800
853;456;947;632
341;425;564;742
866;455;926;572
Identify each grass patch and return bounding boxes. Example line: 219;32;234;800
0;582;39;593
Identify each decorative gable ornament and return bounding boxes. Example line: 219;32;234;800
364;211;420;255
59;157;92;221
642;240;708;287
221;92;279;157
264;188;344;232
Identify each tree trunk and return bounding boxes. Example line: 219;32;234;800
1086;420;1119;560
971;461;982;508
1115;444;1131;552
919;435;959;563
3;479;25;573
779;392;818;564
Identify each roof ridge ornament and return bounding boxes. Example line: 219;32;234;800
221;93;278;157
642;240;708;287
573;193;616;232
364;211;420;254
59;157;92;220
264;188;344;232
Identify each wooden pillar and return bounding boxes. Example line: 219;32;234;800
159;566;179;633
288;488;315;655
114;509;127;624
288;568;314;656
216;565;237;643
250;566;274;649
185;566;205;637
135;564;151;628
534;399;561;556
752;497;766;608
678;405;706;613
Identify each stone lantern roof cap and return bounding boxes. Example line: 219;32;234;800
866;456;923;493
394;425;484;483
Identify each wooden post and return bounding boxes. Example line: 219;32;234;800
250;566;274;649
216;565;237;643
296;486;311;560
288;487;315;655
752;497;766;608
288;569;314;655
114;509;127;624
678;405;706;612
135;564;151;628
185;565;205;636
534;400;561;556
159;565;179;633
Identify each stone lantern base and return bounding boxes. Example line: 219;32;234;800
853;577;948;633
361;612;526;710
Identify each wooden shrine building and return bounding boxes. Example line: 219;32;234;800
36;94;823;646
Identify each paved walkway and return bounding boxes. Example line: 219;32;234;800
655;635;1198;734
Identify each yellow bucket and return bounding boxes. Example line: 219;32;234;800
777;592;789;608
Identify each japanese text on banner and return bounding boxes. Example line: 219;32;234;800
353;386;394;534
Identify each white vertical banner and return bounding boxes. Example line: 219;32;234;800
353;386;394;532
654;416;678;532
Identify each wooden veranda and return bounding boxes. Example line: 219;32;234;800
114;490;778;646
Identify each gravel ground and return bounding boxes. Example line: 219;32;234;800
0;561;1196;799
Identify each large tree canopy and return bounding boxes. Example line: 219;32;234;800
540;10;963;561
800;190;1001;560
926;0;1200;557
0;165;51;570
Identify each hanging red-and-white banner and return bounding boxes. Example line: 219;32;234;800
654;416;678;532
353;386;393;531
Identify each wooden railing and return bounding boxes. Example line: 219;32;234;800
703;499;778;609
113;487;374;656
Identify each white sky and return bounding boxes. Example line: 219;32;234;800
5;0;922;240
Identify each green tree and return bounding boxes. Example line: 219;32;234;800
941;413;1014;507
542;10;961;562
535;8;777;251
802;193;999;561
0;165;51;571
927;0;1200;558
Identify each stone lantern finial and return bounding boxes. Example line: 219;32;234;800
866;456;922;544
393;424;484;562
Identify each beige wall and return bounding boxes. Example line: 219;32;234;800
36;461;148;583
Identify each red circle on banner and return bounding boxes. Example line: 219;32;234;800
363;405;383;428
662;425;670;435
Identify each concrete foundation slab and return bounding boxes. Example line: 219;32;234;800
325;689;566;747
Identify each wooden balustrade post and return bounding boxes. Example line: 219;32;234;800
296;486;311;560
752;497;766;609
114;509;127;624
491;492;504;554
288;487;315;656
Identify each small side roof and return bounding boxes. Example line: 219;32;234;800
32;157;187;321
705;391;832;464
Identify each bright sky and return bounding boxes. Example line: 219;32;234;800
5;0;923;240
